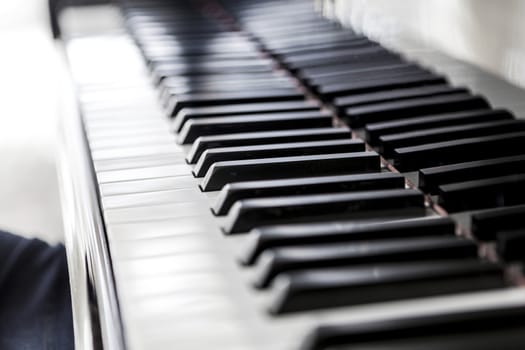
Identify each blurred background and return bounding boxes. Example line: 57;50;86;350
322;0;525;89
0;0;63;243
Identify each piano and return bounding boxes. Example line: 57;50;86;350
54;1;525;349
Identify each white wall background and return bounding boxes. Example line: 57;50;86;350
321;0;525;89
0;1;63;242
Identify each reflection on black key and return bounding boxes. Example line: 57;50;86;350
271;260;504;313
224;189;425;234
310;64;427;88
321;74;446;100
173;100;320;131
346;94;489;127
167;90;305;117
152;64;275;84
438;174;525;212
300;58;406;79
282;45;389;68
419;155;525;194
379;120;525;156
187;127;351;164
393;132;525;171
333;85;466;111
178;111;333;144
193;139;364;177
288;48;399;71
275;37;372;57
214;172;404;215
174;100;318;120
201;152;380;191
242;217;456;265
301;304;525;350
365;109;513;145
471;204;525;241
255;236;477;288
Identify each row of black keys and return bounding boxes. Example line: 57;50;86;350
121;1;525;349
221;0;525;215
223;1;525;347
126;0;525;215
123;0;515;314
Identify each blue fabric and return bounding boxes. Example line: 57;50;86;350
0;230;74;350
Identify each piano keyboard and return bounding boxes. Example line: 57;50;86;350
57;0;525;349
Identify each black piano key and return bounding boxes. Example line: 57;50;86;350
313;72;440;98
174;100;319;119
149;51;262;66
255;236;478;288
194;139;364;177
270;260;504;314
162;84;297;100
151;63;275;83
201;152;380;192
274;37;373;57
291;54;405;73
283;45;390;69
178;111;333;144
152;59;274;75
159;78;296;99
438;174;525;213
187;127;350;164
287;49;400;72
176;108;331;138
393;131;525;171
160;75;292;95
173;100;320;131
242;217;456;265
419;155;525;194
320;74;447;100
333;85;466;111
303;61;414;81
160;75;290;102
214;172;405;216
167;90;306;117
471;204;525;241
224;189;425;234
365;109;514;145
379;120;525;157
144;46;259;60
496;229;525;261
299;59;408;79
345;94;490;127
260;29;358;49
175;105;326;135
309;63;428;88
300;304;525;350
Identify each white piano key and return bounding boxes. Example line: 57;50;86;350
117;253;219;278
122;273;229;298
100;176;196;196
85;119;166;132
106;216;216;240
92;145;184;161
102;188;202;209
87;125;168;138
94;154;185;171
97;164;190;183
111;234;215;259
104;202;207;224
